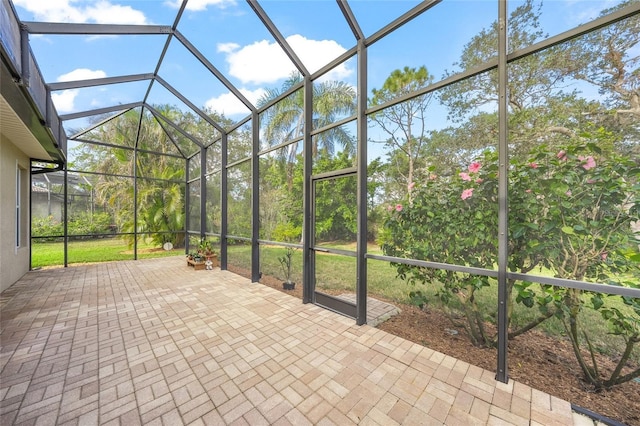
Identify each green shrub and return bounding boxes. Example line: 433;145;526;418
32;212;114;243
32;216;63;242
381;141;640;389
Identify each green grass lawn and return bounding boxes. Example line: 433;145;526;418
31;237;183;268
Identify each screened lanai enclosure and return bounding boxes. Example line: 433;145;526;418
2;0;640;397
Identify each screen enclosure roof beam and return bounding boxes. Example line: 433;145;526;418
59;102;143;121
48;73;155;91
336;0;364;41
22;21;172;35
145;103;204;149
246;0;310;77
154;75;226;134
173;30;255;114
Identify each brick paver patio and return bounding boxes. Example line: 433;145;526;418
1;256;579;425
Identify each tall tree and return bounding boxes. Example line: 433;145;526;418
369;66;435;195
439;0;639;159
563;1;640;158
438;0;590;159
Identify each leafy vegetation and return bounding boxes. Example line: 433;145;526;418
381;141;640;389
32;212;113;241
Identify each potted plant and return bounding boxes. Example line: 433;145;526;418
198;239;212;257
278;247;296;290
198;239;219;268
186;251;206;270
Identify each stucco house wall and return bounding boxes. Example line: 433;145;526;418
0;133;30;293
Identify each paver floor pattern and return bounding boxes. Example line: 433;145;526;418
0;256;576;425
333;295;400;328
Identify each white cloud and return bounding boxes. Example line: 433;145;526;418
217;42;240;54
85;1;148;25
288;35;351;79
219;34;352;85
164;0;236;11
219;39;290;85
57;68;107;82
13;0;148;24
51;89;78;113
204;88;266;116
51;69;107;112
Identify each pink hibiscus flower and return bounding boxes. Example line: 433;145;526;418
580;155;596;170
557;150;567;161
461;188;474;200
408;181;415;190
395;204;403;212
529;162;538;169
468;162;481;173
459;172;472;181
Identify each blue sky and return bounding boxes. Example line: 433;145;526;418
11;0;622;134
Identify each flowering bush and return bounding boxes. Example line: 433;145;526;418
520;143;639;389
381;141;640;389
380;150;500;347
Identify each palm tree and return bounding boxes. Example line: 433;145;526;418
72;106;191;248
257;73;357;190
258;73;357;157
132;167;185;248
